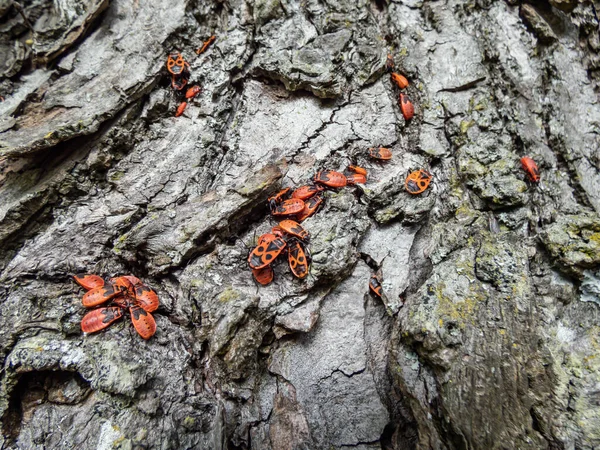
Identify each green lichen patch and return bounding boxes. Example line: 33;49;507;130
475;234;529;295
217;286;241;303
541;213;600;276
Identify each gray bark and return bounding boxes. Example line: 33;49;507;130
1;0;600;448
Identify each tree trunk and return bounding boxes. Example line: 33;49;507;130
1;0;600;448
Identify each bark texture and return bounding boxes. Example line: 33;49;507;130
1;0;600;448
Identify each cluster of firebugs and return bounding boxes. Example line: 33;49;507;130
246;54;542;297
74;274;160;339
246;166;372;285
245;150;443;295
165;36;215;117
74;50;542;340
244;56;430;295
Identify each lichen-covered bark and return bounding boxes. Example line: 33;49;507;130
1;0;600;448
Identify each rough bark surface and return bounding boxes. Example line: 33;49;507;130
1;0;600;448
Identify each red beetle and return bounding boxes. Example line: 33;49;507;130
196;35;216;55
252;266;274;286
82;284;128;308
167;52;190;94
291;185;323;200
268;188;291;209
73;274;105;291
347;165;367;176
520;156;540;183
296;193;323;222
166;52;190;76
314;170;347;188
391;73;409;89
248;237;287;269
399;94;414;120
133;284;160;313
404;169;432;195
278;219;309;241
81;307;125;334
368;147;392;160
347;173;367;185
288;241;310;279
129;304;157;340
175;102;187;117
271;198;305;216
369;275;383;298
185;85;201;99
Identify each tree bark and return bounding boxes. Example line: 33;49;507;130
1;0;600;448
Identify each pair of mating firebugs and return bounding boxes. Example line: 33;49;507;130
268;165;369;218
386;54;414;121
313;166;368;189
